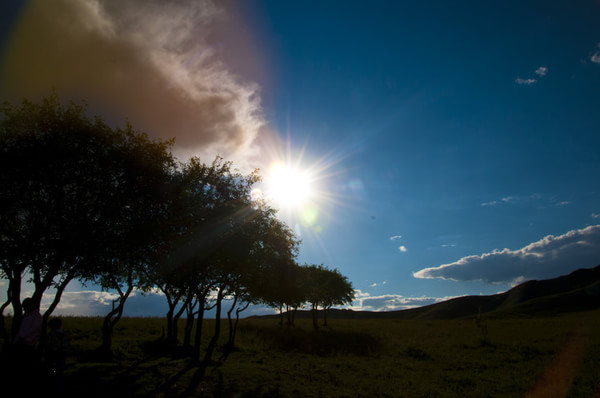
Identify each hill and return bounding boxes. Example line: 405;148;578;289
259;265;600;320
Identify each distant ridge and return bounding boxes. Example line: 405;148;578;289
257;265;600;320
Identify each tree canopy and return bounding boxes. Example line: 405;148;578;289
0;93;355;360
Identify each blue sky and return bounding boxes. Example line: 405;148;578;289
1;0;600;315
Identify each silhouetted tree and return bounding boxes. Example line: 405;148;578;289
0;94;174;346
320;268;354;327
302;264;354;328
246;218;301;328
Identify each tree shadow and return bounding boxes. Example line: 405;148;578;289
249;324;383;356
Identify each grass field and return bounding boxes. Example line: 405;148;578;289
3;309;600;397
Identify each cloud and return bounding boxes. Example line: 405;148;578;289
515;66;548;85
480;200;499;206
593;213;600;219
515;77;537;85
390;235;402;241
481;196;515;206
414;225;600;285
591;43;600;64
398;245;408;252
535;66;548;76
0;0;266;168
350;289;450;312
38;289;169;316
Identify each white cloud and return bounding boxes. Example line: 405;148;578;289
481;196;516;206
414;225;600;285
515;77;537;85
535;66;548;76
0;0;266;169
350;290;450;312
591;44;600;64
515;66;548;85
399;245;408;252
481;200;499;206
592;213;600;219
390;235;402;241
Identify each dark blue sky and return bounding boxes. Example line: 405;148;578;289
239;0;600;307
1;0;599;314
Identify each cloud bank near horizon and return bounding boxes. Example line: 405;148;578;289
0;0;265;168
350;290;450;312
414;225;600;285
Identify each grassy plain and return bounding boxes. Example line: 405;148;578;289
4;310;600;397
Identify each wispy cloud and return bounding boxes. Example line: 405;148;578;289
350;290;451;312
390;235;402;241
480;200;499;206
515;77;537;85
414;225;600;285
515;66;547;85
480;196;515;206
535;66;548;76
592;213;600;219
591;43;600;64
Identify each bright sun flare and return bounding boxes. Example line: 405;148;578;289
265;162;313;208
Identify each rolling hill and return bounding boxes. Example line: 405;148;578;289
264;265;600;320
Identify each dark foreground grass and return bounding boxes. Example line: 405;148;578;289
2;310;600;397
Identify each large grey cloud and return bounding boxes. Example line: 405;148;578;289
414;225;600;285
0;0;265;167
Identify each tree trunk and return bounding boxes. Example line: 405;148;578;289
232;301;250;345
226;294;238;348
0;296;11;348
164;291;183;344
323;305;329;327
202;286;224;364
291;306;297;327
165;304;175;343
278;304;283;327
171;296;189;345
191;294;206;363
38;273;74;350
9;272;23;342
286;304;292;328
312;303;319;329
100;284;133;355
183;298;197;348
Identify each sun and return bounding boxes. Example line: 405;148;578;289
264;162;314;209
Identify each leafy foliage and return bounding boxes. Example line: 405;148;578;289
0;93;354;362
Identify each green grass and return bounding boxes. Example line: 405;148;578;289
3;310;600;397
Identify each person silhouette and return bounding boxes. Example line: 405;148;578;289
14;297;43;348
13;297;43;388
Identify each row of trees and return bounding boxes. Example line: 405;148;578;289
0;94;354;362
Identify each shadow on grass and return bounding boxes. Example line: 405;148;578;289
52;326;383;396
246;324;384;356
